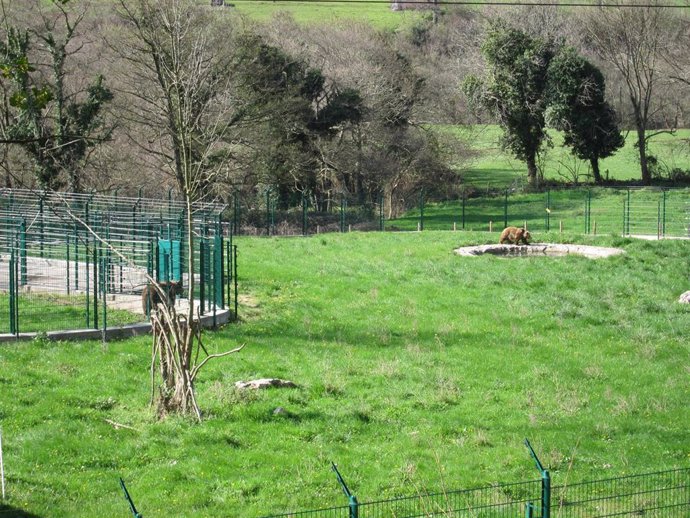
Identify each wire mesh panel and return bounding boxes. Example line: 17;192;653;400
0;189;227;336
357;479;541;518
551;468;690;517
231;190;383;236
262;480;541;518
261;504;352;518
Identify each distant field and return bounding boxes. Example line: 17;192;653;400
230;0;424;28
452;126;690;189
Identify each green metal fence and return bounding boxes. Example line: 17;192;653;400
229;190;385;236
261;467;690;518
1;189;236;337
398;187;690;237
227;186;689;238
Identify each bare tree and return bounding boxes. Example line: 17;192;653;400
0;0;114;192
116;0;242;420
582;2;680;184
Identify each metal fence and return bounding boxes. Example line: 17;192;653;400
228;187;690;238
229;191;384;236
402;187;690;237
1;189;237;337
261;467;690;518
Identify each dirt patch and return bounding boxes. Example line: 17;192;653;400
454;243;626;259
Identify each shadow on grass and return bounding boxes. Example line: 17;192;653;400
0;504;43;517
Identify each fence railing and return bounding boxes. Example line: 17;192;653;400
1;189;237;337
259;444;690;518
260;467;690;518
228;187;690;238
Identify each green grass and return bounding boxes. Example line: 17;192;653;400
0;293;143;334
451;125;690;188
230;0;425;29
1;231;689;516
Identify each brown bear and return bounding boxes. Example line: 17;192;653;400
499;226;531;245
142;280;183;315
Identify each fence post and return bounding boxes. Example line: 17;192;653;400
379;194;384;232
340;193;346;233
9;248;17;335
332;463;359;518
39;197;44;258
462;193;466;229
19;218;26;286
233;190;240;236
66;232;71;295
101;255;107;340
525;439;550;518
419;189;425;231
199;238;206;316
226;240;232;312
662;190;666;237
119;478;143;518
93;236;99;330
266;188;272;237
625;188;631;235
233;245;238;320
302;192;308;236
545;190;550;232
504;189;509;229
525;502;535;518
584;190;590;234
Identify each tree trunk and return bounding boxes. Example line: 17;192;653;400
590;158;602;183
526;153;538;188
637;126;651;185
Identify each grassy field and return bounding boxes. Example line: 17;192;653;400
451;126;690;189
0;231;688;516
227;0;424;29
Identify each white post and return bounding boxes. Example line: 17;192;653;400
0;427;5;499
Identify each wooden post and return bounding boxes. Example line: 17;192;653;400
489;220;493;232
417;222;421;232
524;220;528;230
593;220;597;236
453;222;457;231
559;220;563;234
348;224;352;233
316;225;320;234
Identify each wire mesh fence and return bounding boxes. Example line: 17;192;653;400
551;468;690;518
0;189;235;337
261;468;690;518
396;187;690;237
228;190;384;236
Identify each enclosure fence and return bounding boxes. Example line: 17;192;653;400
260;466;690;518
229;187;690;238
1;189;237;337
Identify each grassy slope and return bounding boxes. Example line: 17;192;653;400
230;0;423;29
454;126;690;188
1;231;688;516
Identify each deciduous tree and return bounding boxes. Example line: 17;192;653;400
582;2;679;185
546;47;624;183
464;22;555;187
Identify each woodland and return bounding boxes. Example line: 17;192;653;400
1;0;690;214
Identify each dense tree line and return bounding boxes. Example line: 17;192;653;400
1;0;688;202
